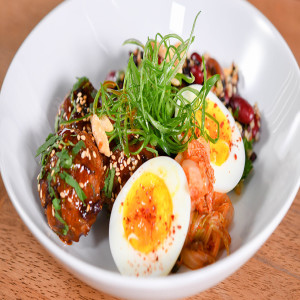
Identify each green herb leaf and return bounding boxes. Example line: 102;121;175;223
56;149;72;169
103;168;115;198
59;171;86;204
242;157;253;180
52;198;61;210
241;138;254;180
233;106;239;119
72;140;86;156
54;210;69;235
72;77;89;93
243;137;253;153
36;134;61;157
123;38;145;49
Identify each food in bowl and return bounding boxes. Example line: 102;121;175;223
36;13;261;275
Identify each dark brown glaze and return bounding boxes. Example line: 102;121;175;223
38;128;105;244
56;78;98;133
101;143;155;212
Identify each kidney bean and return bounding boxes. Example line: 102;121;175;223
190;65;204;84
250;152;257;162
230;95;254;124
191;52;202;65
105;71;116;82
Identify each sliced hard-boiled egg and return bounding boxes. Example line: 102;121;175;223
182;84;245;193
109;156;191;277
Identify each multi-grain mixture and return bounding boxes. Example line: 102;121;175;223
108;47;261;194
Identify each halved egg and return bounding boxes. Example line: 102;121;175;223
182;84;245;193
109;156;191;277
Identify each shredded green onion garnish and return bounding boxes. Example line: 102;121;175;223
103;168;116;199
59;171;87;205
92;12;220;156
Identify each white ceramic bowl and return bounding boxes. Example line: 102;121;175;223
1;0;299;299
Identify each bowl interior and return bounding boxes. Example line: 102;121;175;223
1;0;299;299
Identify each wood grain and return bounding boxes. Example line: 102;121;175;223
0;0;299;299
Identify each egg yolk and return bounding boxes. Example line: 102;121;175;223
196;100;232;166
122;172;173;254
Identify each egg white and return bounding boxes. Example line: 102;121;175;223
181;84;245;193
109;156;191;277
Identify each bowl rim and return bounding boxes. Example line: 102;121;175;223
0;0;300;293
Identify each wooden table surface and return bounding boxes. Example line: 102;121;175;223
0;0;299;299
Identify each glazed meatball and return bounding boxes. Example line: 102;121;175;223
56;77;98;133
37;127;105;244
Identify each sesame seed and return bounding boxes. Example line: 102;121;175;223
77;134;80;141
113;162;117;168
120;165;124;171
50;149;55;157
123;161;127;168
39;189;43;199
118;177;121;184
81;151;86;159
78;92;82;97
60;191;65;198
68;197;72;203
112;155;116;160
137;154;140;160
52;205;55;217
37;184;40;192
81;135;86;141
118;157;121;163
37;174;40;180
93;151;96;158
129;166;132;171
58;144;63;150
110;163;112;169
127;157;131;165
103;165;107;171
77;106;82;113
63;112;67;118
87;204;90;212
83;126;86;131
68;106;71;112
51;161;55;168
79;182;84;188
51;170;55;176
116;171;120;176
